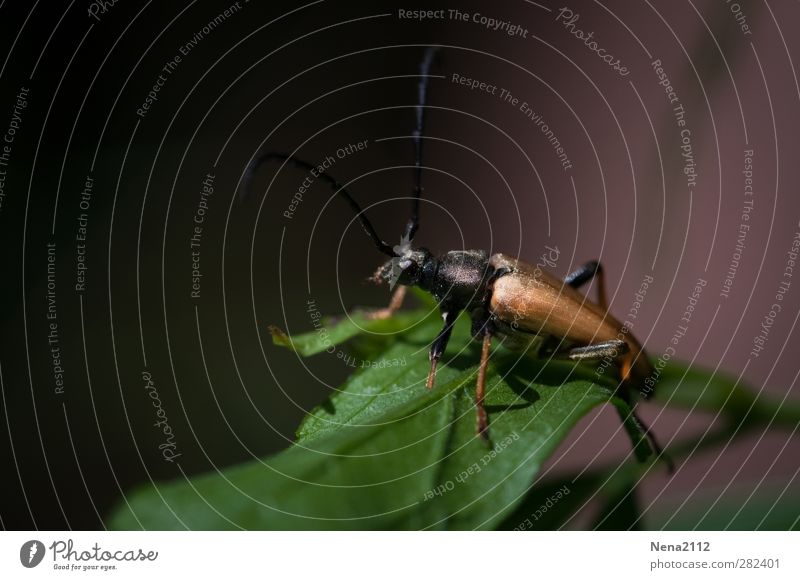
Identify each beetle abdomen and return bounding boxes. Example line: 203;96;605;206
488;253;654;391
488;254;618;344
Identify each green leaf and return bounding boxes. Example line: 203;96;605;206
497;468;650;530
495;358;799;531
270;287;438;357
651;362;755;419
592;480;642;530
108;302;652;530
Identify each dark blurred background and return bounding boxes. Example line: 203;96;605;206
0;0;798;529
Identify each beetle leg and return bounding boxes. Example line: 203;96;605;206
482;267;512;304
426;310;459;389
364;286;407;320
475;332;493;439
566;339;629;361
563;263;671;470
404;47;439;242
569;342;675;471
469;309;494;438
244;152;396;257
564;260;607;310
637;413;674;472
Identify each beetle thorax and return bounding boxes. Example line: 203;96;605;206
426;250;491;311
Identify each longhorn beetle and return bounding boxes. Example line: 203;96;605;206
249;48;669;467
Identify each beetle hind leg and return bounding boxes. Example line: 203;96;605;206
475;332;493;440
573;342;675;472
566;339;628;362
564;260;607;310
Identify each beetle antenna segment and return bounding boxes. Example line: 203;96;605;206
404;47;439;242
244;152;397;257
634;410;675;473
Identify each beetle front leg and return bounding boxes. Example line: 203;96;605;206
615;387;675;473
426;310;459;389
475;332;493;440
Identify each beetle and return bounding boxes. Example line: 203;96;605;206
249;48;669;466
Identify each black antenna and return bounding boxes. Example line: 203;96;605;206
243;153;398;257
404;47;439;242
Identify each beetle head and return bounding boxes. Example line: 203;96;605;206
372;234;433;290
